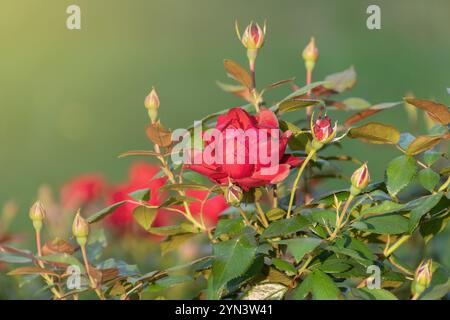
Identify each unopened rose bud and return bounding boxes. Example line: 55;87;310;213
144;87;160;123
302;37;319;72
225;184;243;207
72;211;90;246
29;201;46;231
412;259;433;297
236;21;266;66
311;115;337;149
350;163;370;195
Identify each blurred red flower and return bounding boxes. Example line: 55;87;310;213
106;162;169;231
60;174;107;209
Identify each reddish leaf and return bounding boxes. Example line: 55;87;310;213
404;98;450;125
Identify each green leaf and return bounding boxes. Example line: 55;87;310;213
420;211;450;243
418;168;440;193
266;208;286;221
386;155;417;196
360;201;406;216
144;275;193;293
348;122;400;144
128;188;151;201
242;283;288;300
277;98;322;114
160;233;196;256
310;270;341;300
318;259;353;274
87;201;126;224
132;205;158;230
214;218;245;239
408;192;443;233
278;238;322;263
423;150;442;166
323;66;357;93
342;97;371;110
406;135;443;155
210;232;257;298
261;215;310;239
355;213;409;235
352;288;398;300
0;253;32;264
271;258;296;274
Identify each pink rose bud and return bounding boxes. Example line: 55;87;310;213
311;116;336;147
144;87;160;110
351;163;370;192
412;259;433;297
239;21;265;50
225;184;243;207
302;37;319;71
144;87;160;123
72;211;90;246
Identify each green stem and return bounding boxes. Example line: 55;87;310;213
328;194;355;241
287;150;316;218
438;175;450;192
385;235;410;257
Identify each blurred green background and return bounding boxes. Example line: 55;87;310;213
1;0;449;211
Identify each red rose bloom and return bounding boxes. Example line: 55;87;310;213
184;107;302;191
61;174;107;209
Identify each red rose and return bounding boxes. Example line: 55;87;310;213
60;174;107;209
184;107;302;191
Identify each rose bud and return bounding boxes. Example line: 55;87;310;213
225;184;243;207
144;87;160;123
72;211;90;246
311;115;337;149
302;37;319;72
412;259;433;297
350;163;370;195
29;201;46;231
236;21;266;66
239;21;265;50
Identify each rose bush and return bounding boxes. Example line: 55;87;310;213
1;20;449;301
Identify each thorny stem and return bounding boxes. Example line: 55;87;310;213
81;244;105;300
287;150;316;218
255;201;269;228
35;229;64;300
249;59;260;113
272;185;278;209
305;68;313;120
238;207;252;227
